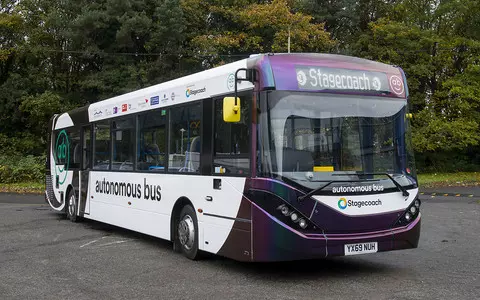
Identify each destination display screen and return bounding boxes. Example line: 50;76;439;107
295;66;398;94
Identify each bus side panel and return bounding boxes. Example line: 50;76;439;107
213;196;252;261
84;172;246;252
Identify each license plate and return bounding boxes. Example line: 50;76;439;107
344;242;378;256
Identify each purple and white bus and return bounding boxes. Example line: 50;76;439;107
46;53;420;261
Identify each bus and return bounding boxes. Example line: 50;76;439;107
46;53;421;261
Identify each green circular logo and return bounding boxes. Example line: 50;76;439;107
55;129;69;185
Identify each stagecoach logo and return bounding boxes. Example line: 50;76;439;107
389;75;405;95
186;86;206;98
338;197;348;210
227;73;235;90
338;197;382;210
295;66;389;93
297;70;308;86
54;129;69;186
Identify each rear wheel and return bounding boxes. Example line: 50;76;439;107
176;205;200;260
66;190;79;222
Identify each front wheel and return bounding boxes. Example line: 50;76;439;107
66;190;79;222
176;205;200;260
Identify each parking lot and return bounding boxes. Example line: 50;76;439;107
0;190;479;300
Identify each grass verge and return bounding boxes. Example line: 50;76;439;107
417;172;480;188
1;172;479;194
0;182;44;194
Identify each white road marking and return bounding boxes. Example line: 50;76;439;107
80;239;99;248
96;240;129;247
53;234;62;242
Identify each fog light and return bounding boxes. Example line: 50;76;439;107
299;219;308;229
291;213;299;222
414;199;420;208
281;206;289;216
410;206;416;214
405;212;412;222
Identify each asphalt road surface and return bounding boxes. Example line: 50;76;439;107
0;188;479;300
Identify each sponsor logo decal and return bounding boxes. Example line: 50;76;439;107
338;197;383;210
161;93;168;103
122;104;127;112
93;110;103;118
54;129;69;186
227;73;235;90
138;99;148;108
389;75;404;95
185;86;206;98
113;107;118;114
151;96;159;105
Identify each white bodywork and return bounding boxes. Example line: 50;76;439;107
88;59;253;122
85;172;246;253
313;188;418;216
48;114;75;211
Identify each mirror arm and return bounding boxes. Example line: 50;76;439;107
234;68;256;112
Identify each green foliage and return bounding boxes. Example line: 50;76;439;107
0;0;479;176
0;155;45;184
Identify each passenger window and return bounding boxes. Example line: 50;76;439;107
93;121;111;170
68;129;81;168
82;126;91;169
214;94;251;175
112;118;134;170
169;103;201;173
137;110;167;171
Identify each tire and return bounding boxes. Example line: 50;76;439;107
66;189;79;223
176;205;200;260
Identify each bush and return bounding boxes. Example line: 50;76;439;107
0;155;45;184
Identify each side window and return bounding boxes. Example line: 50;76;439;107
112;118;135;170
137;110;167;171
94;121;111;170
214;94;251;175
68;129;81;168
169;103;201;173
82;126;91;169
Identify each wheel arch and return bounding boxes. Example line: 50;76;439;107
64;184;75;212
170;197;195;242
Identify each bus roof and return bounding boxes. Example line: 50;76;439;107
54;53;405;128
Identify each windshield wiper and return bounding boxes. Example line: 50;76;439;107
352;173;410;198
297;181;335;202
297;172;409;202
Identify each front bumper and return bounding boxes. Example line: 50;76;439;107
251;203;421;262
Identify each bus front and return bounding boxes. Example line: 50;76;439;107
246;54;420;261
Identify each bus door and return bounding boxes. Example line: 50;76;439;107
79;125;92;215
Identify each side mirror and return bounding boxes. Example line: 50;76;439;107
223;97;241;122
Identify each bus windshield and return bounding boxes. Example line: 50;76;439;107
258;91;416;190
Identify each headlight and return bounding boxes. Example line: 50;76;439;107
290;213;299;222
299;219;308;229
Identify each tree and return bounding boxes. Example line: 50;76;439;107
192;0;335;66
